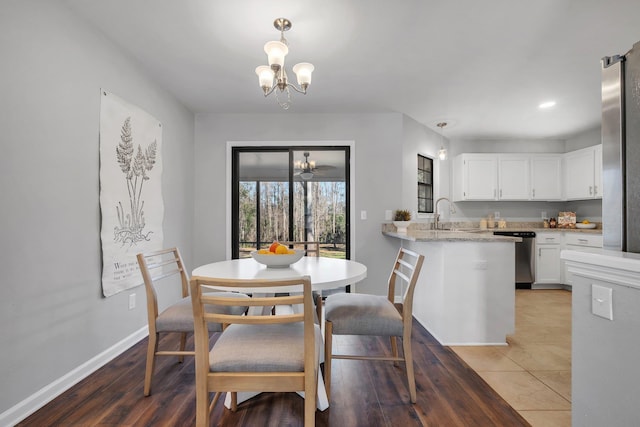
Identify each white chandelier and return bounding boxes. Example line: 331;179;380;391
255;18;314;110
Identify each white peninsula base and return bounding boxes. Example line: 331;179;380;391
400;237;516;345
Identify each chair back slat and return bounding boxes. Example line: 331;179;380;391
148;268;181;283
191;276;313;328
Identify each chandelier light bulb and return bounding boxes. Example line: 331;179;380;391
293;62;314;87
264;41;288;69
255;66;275;91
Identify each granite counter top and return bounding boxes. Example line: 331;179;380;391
382;230;521;242
382;222;602;235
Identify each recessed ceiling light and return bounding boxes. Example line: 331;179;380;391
539;101;556;109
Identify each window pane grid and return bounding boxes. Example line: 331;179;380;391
418;154;433;213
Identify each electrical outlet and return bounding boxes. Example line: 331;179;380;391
129;293;136;310
541;211;547;219
360;210;367;220
494;211;500;219
385;210;392;220
592;285;613;320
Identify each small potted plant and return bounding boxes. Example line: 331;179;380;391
393;209;412;233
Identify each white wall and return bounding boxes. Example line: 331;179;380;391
565;126;601;152
193;113;407;297
0;1;194;420
401;115;451;220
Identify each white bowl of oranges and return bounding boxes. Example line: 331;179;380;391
251;242;305;268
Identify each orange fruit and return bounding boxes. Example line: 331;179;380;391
275;244;289;254
258;249;270;254
269;241;280;253
287;250;295;254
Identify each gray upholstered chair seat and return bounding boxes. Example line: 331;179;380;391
210;323;322;372
156;293;249;333
325;293;403;336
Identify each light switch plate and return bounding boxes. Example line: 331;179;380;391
592;284;613;320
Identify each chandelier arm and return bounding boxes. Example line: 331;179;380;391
263;83;278;97
286;83;307;94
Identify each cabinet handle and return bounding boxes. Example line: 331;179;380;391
500;189;502;198
532;188;535;198
539;248;542;257
494;189;496;198
546;237;554;241
578;239;588;243
594;185;598;195
589;185;593;195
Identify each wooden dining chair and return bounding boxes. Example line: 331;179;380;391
190;275;320;427
136;247;250;396
279;241;322;321
323;247;425;403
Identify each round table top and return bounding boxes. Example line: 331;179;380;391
192;257;367;293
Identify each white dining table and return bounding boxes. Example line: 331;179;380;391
191;256;367;411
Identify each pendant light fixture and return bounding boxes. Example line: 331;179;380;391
437;122;448;160
255;18;314;110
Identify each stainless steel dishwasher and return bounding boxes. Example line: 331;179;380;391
493;231;536;288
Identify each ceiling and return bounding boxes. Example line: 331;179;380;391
63;0;640;140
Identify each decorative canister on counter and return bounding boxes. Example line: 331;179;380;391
479;218;487;229
549;217;557;228
543;219;550;228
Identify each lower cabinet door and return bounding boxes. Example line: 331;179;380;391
535;245;562;284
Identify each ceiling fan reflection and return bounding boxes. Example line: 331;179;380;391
294;152;335;180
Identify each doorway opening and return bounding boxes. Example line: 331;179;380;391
231;146;350;261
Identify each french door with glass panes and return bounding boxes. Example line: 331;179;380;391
231;146;350;260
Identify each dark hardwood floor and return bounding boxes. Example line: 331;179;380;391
18;320;529;426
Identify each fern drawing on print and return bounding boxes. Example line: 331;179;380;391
114;116;157;246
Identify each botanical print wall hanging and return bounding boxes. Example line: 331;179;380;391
99;90;164;297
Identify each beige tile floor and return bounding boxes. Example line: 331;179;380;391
451;289;572;427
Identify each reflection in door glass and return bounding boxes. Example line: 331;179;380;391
235;148;348;259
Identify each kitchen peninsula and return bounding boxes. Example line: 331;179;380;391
383;225;520;345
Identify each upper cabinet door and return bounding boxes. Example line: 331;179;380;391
530;155;562;200
563;146;598;200
454;154;498;201
498;155;530;200
594;144;603;198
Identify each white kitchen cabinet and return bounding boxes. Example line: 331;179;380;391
498;155;530;200
530;155;562;200
563;145;602;200
453;154;498;201
594;144;603;197
562;233;603;285
534;232;562;287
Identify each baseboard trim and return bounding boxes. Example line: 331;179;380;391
0;326;148;427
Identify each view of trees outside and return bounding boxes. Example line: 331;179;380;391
238;180;346;258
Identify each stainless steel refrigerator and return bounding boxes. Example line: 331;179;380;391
601;40;640;253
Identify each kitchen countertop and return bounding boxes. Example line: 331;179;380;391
382;230;522;242
382;222;602;236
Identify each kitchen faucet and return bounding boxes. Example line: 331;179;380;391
433;197;456;230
